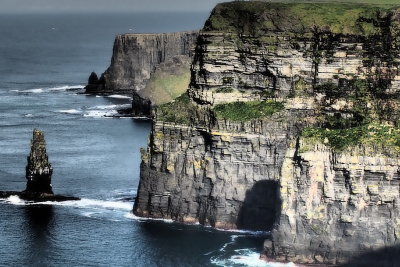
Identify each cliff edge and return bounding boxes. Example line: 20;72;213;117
134;2;400;265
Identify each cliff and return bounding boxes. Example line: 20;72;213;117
85;31;199;97
134;2;400;265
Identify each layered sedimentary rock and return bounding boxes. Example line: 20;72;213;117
134;2;400;265
135;119;294;229
25;129;53;195
265;142;400;265
85;31;199;96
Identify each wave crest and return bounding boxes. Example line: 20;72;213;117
14;85;85;94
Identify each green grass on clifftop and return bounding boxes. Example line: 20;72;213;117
214;100;284;121
205;1;400;36
156;93;195;124
139;56;191;105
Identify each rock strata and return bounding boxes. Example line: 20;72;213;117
134;2;400;265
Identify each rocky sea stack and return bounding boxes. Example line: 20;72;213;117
0;129;79;202
25;129;54;195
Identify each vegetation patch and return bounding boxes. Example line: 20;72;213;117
156;93;195;124
315;79;371;99
140;56;191;105
315;79;400;126
222;77;234;85
215;87;234;93
204;2;399;37
214;100;284;121
302;123;400;152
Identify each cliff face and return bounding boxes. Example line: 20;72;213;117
86;31;199;96
135;116;303;229
134;2;400;265
267;142;400;265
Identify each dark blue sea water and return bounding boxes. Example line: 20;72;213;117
0;13;286;267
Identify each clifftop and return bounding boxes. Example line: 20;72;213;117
206;2;400;35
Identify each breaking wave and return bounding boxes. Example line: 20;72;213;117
83;104;131;118
59;109;82;114
88;104;131;110
211;248;297;267
83;110;118;118
4;195;26;205
106;94;132;99
56;198;133;211
124;212;174;223
57;104;131;118
13;85;85;94
2;195;132;210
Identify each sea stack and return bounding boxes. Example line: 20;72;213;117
0;129;79;201
25;129;53;195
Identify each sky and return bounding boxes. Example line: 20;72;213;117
1;0;225;13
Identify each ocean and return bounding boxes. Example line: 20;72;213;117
0;12;292;267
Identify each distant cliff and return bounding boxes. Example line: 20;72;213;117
85;31;199;97
134;2;400;265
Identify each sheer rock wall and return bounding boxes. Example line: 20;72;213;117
134;2;400;265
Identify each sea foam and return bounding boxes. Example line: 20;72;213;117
14;85;84;94
4;195;25;205
56;198;133;211
106;94;132;99
89;104;131;110
83;110;118;118
211;249;297;267
59;109;81;114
